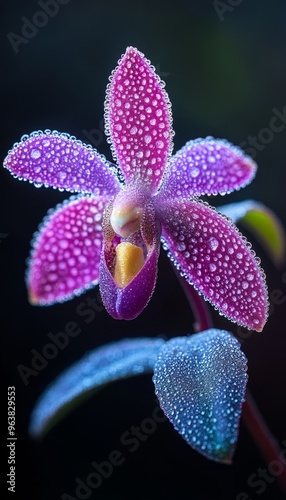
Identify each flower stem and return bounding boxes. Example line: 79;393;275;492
173;266;286;494
242;390;286;494
173;269;212;332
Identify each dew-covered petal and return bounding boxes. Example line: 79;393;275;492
153;329;248;463
158;138;256;200
4;130;120;195
99;245;158;320
30;337;165;438
28;195;107;305
105;46;173;193
219;200;286;268
158;199;268;331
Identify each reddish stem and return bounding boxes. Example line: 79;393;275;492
242;390;286;493
173;268;212;332
174;266;286;495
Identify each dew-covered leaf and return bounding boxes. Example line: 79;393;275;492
153;329;248;463
30;337;164;439
219;200;285;267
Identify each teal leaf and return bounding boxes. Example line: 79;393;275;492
30;337;165;439
153;329;248;463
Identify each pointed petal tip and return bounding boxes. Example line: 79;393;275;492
106;45;173;192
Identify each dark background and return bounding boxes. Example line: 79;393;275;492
1;1;286;499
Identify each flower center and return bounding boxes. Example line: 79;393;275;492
110;205;143;237
114;242;145;288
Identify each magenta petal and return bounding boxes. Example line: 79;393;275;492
105;47;173;193
28;195;108;305
159;199;268;331
99;247;158;320
158;137;257;200
4;130;120;195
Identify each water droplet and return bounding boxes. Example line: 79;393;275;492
31;149;41;159
190;167;200;178
209;237;219;251
59;239;69;249
209;263;216;272
144;135;151;144
177;242;186;251
242;281;249;290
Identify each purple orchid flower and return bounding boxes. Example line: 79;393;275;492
4;47;268;330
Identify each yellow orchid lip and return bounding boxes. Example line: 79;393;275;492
110;205;143;237
114;242;145;288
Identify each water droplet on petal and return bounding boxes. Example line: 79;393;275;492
59;171;67;180
209;237;219;251
31;149;41;159
190;167;200;178
144;135;151;144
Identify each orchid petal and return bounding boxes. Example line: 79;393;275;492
30;337;165;438
219;200;286;267
153;329;248;463
158;138;256;200
28;195;107;305
105;47;173;193
100;245;158;320
158;199;268;331
4;130;120;195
